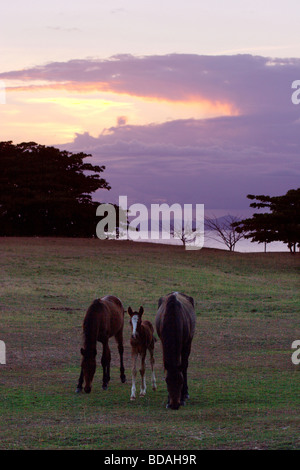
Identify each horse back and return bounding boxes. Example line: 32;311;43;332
84;296;125;344
180;296;196;341
142;320;156;348
156;292;196;343
142;320;154;335
100;295;124;313
100;296;125;338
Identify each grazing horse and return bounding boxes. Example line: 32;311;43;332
155;292;195;410
76;295;126;393
128;306;157;400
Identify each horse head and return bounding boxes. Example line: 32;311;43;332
166;369;184;410
80;347;97;393
128;306;144;339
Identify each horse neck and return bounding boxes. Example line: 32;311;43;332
83;301;103;350
137;320;144;335
131;320;148;349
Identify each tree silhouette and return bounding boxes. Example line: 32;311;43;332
234;189;300;253
0;141;110;236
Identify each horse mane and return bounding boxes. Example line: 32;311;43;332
161;294;182;371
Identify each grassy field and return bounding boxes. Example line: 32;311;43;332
0;237;299;450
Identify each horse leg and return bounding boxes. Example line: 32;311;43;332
149;346;157;391
130;352;138;400
181;342;192;404
115;330;126;383
75;368;84;393
101;340;111;390
139;351;147;397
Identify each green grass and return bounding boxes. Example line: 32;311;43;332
0;237;299;449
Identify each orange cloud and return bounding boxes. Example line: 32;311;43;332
6;80;239;118
6;81;111;94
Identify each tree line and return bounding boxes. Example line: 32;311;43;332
0;141;110;237
203;190;300;254
0;141;299;252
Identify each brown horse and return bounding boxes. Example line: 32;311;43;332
76;295;126;393
128;306;157;400
155;292;196;410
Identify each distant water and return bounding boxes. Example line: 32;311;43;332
203;234;289;253
126;230;290;253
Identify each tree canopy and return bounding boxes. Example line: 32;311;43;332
0;141;110;236
234;188;300;253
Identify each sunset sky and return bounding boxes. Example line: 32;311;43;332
1;0;300;215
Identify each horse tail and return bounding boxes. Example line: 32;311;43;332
161;294;182;371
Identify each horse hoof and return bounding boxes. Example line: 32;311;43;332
75;387;82;394
130;396;136;401
102;384;108;391
121;376;127;384
152;386;157;391
139;393;146;397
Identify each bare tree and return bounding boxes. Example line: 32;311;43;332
205;215;245;252
172;222;197;248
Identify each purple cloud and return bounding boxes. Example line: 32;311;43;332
2;54;300;211
2;54;300;115
62;114;300;211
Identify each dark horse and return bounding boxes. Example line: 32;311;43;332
128;306;157;400
155;292;195;410
76;295;126;393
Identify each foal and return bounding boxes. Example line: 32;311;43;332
128;306;157;400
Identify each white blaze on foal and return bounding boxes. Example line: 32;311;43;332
131;314;139;339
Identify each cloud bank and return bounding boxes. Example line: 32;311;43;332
1;54;300;212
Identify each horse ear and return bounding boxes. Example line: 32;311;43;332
139;306;144;316
81;348;85;357
158;297;164;308
188;296;194;308
128;306;133;316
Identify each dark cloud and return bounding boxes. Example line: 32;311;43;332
62;114;300;211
